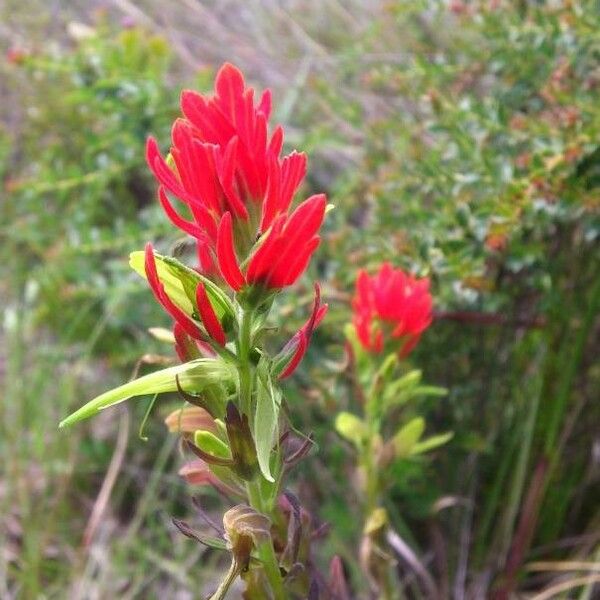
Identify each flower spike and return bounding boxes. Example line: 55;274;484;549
146;63;326;282
352;263;433;357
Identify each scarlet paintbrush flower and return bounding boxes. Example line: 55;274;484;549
145;63;310;275
217;194;326;292
352;263;433;357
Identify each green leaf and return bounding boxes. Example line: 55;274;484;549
383;369;422;409
382;371;447;412
411;385;448;398
411;432;454;455
376;353;398;382
335;412;369;447
129;250;235;323
194;430;232;460
253;366;281;482
59;358;233;428
172;518;228;550
393;417;425;458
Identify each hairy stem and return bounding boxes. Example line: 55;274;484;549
246;479;286;600
238;307;286;599
238;308;254;417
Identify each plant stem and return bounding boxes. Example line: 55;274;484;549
246;479;286;600
238;308;254;417
209;557;240;600
238;308;286;599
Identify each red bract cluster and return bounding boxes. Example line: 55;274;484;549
145;244;225;349
217;195;326;291
352;263;433;357
145;63;324;289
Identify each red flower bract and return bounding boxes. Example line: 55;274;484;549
352;263;433;357
145;62;315;280
217;194;326;292
145;243;204;341
278;283;328;379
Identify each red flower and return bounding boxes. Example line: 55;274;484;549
352;263;433;357
173;323;214;361
217;194;326;292
145;243;203;341
144;244;227;347
195;282;226;346
145;63;312;276
277;283;328;379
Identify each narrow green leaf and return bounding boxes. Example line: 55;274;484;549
172;518;228;550
411;385;448;398
382;373;447;412
411;432;454;455
393;417;425;458
59;359;232;428
377;353;398;381
138;393;158;441
253;369;281;482
383;369;422;410
335;412;368;447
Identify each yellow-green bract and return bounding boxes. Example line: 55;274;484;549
129;250;235;322
59;359;233;428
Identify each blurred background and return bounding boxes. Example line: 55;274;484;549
1;0;599;598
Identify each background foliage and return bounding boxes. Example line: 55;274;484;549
1;1;598;598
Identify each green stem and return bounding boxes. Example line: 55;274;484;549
238;308;254;417
361;392;399;600
238;308;286;599
246;479;286;600
209;558;240;600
